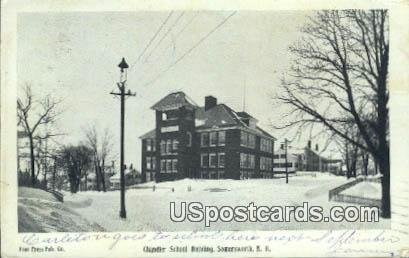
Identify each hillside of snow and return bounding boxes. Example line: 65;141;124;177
18;187;104;232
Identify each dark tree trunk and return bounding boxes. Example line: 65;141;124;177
378;146;390;218
380;161;390;218
52;158;56;190
101;160;106;192
43;165;47;189
75;177;80;193
362;153;369;176
95;161;101;191
29;134;36;186
69;175;76;193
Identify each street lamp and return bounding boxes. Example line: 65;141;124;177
110;57;135;219
118;57;129;81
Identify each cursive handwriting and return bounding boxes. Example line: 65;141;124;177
21;230;401;251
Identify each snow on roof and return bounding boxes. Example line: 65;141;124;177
110;169;140;179
141;92;276;140
139;129;155;139
151;92;198;111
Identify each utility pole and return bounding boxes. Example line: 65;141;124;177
285;138;289;184
110;57;135;219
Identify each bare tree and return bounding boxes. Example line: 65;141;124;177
17;84;62;186
84;125;113;192
59;144;93;193
277;10;390;217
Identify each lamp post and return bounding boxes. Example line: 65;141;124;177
110;58;135;219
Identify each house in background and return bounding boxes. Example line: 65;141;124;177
110;164;141;189
272;145;300;174
79;161;117;191
273;140;343;174
140;92;276;182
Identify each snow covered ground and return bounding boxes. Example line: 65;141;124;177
342;181;382;199
18;187;104;232
63;173;389;231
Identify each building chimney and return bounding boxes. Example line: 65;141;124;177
205;96;217;111
307;140;311;149
315;144;319;151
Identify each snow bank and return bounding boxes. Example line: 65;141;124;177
341;181;381;199
18;187;104;232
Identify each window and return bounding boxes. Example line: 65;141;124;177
260;157;272;171
210;132;217;146
209;153;217;168
240;153;246;168
152;139;156;151
201;133;209;147
280;154;286;159
273;154;279;159
241;131;255;148
160;140;166;155
172;159;178;173
218;153;225;168
249;155;255;169
218;170;225;179
209;171;218;179
172;139;179;152
146;157;152;170
166;159;172;172
240;131;248;146
146;139;152;151
152;157;156;170
160;160;166;172
201;170;208;179
261;139;272;153
240;153;254;169
218;131;226;146
248;134;256;148
162;112;167;120
201;154;209;168
166;139;172;154
187;132;192;147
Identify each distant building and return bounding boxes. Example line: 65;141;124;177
17;131;31;173
273;141;342;174
272;147;300;173
140;92;276;182
110;164;142;189
80;161;117;191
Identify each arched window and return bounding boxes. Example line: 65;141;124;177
187;132;192;147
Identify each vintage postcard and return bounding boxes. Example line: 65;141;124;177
1;0;409;257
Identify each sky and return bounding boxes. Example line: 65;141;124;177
17;10;336;170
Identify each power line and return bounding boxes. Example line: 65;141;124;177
142;11;237;87
144;11;201;65
134;11;200;84
131;11;174;68
143;11;185;63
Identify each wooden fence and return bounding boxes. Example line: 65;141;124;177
329;177;382;210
